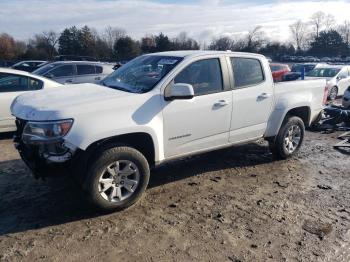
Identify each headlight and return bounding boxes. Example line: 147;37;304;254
22;119;73;143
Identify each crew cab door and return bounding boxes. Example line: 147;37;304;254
162;57;232;158
228;56;273;142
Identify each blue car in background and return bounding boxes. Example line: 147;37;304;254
283;63;319;81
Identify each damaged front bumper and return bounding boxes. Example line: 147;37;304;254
13;118;78;179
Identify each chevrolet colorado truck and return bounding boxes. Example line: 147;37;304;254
11;51;328;211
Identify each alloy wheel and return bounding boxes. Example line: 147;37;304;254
98;160;140;202
284;125;302;154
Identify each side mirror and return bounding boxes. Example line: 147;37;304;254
165;83;194;101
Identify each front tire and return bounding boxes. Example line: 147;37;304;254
85;146;150;212
269;116;305;159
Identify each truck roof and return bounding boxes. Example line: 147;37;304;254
147;50;266;59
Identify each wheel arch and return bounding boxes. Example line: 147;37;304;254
265;106;310;139
85;132;156;167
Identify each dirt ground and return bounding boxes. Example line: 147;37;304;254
0;128;350;262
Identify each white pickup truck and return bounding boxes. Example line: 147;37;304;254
11;51;327;211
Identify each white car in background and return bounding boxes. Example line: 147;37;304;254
32;61;114;85
0;68;61;132
306;65;350;100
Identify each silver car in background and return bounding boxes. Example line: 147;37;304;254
32;61;114;85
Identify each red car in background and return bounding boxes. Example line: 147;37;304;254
270;63;291;82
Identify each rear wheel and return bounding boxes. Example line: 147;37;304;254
269;116;305;159
85;146;150;212
328;86;338;100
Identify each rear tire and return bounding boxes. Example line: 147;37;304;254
328;86;338;100
269;116;305;159
84;146;150;212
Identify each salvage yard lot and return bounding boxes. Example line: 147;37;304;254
0;129;349;262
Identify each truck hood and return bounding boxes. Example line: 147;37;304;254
11;83;137;121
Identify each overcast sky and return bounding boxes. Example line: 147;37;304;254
1;0;350;43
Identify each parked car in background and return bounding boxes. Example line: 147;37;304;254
11;51;327;211
0;68;61;132
11;60;46;72
32;61;114;84
306;65;350;100
270;63;290;82
53;55;97;62
342;87;350;109
283;63;320;81
321;57;332;62
291;63;318;74
305;56;318;62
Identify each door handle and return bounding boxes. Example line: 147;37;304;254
65;79;73;83
95;77;101;80
257;93;271;100
213;100;229;107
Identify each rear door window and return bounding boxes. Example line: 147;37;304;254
230;57;265;88
77;64;96;75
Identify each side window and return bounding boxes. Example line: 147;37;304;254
96;66;103;74
77;64;96;75
174;58;223;96
231;57;265;88
28;77;43;90
0;73;29;92
47;65;74;77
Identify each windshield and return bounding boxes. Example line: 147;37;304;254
306;68;341;78
102;55;183;93
32;63;62;75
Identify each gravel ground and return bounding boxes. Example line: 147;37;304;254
0;129;349;262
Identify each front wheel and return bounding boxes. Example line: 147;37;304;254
84;146;150;212
269;116;305;159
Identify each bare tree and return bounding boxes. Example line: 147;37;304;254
172;32;200;50
244;26;266;52
290;20;309;50
103;26;126;50
338;20;350;46
325;14;336;31
310;11;325;38
208;36;235;51
41;31;59;58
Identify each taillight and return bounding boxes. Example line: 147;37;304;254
322;86;328;105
